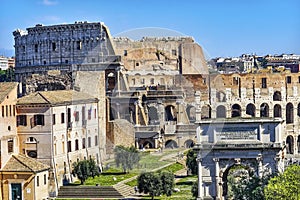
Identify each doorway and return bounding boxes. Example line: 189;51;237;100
11;183;22;200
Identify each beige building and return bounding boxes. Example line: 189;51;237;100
16;90;101;197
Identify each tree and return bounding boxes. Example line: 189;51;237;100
186;149;197;175
137;171;175;200
72;159;100;184
264;164;300;200
114;145;140;173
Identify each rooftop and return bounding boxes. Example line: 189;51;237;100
1;154;50;173
0;82;18;103
17;90;98;106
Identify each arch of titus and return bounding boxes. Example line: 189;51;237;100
194;118;284;200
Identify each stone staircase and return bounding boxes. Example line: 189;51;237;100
114;183;135;197
57;185;124;199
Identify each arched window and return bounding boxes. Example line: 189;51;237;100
186;106;196;122
165;105;177;121
216;105;226;118
231;104;241;117
260;103;269;117
201;105;211;119
246;104;255;117
286;103;294;124
216;91;226;102
273;91;282;101
148;106;159;124
273;104;282;118
286;135;294;154
26;137;37;143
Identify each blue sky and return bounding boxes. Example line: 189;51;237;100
1;0;299;58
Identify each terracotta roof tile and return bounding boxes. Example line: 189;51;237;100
0;82;18;103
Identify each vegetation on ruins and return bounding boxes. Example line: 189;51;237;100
71;159;100;184
137;171;175;200
264;164;300;200
0;68;14;82
186;149;198;175
114;145;140;173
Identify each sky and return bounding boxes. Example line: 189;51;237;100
1;0;300;58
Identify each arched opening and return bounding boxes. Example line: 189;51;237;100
165;140;178;148
184;139;195;148
273;104;282;118
286;135;294;154
25;137;38;158
186;105;196;122
286;103;294;124
216;91;226;102
273;91;282;101
231;104;241;117
165;105;177;121
260;103;269;117
216;105;226;118
222;164;254;199
246;103;255;117
148;106;159;125
142;140;154;149
297;103;300;117
201;105;211;119
106;71;116;91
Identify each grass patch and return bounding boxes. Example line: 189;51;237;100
84;171;137;186
157;162;184;173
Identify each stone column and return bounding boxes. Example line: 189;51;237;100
134;101;139;126
213;158;220;199
256;154;263;177
196;153;203;200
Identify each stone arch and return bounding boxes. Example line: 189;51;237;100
148;106;159;125
186;105;196;122
231;104;241;117
246;103;255;117
165;140;178;148
216;105;226;118
165;105;177;121
260;103;269;117
184;139;195;148
221;163;256;198
201;105;211;119
216;91;226;102
286;135;294;154
273;104;282;118
273;91;282;101
286;103;294;124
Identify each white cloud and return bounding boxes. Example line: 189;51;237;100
41;0;58;6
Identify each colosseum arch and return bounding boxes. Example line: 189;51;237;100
186;105;196;122
286;135;294;154
142;140;154;149
216;105;226;118
148;106;159;125
165;140;178;148
286;103;294;124
260;103;269;117
246;103;255;117
231;104;241;117
165;105;177;121
216;91;226;102
201;105;211;119
184;139;195;148
273;104;282;118
273;91;282;101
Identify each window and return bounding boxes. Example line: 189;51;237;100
150;78;155;84
35;44;38;53
233;77;239;85
61;113;65;123
9;105;12;116
2;106;4;117
26;137;37;143
95;135;98;146
131;78;135;85
31;114;44;127
76;41;82;50
67;141;72;152
135;62;139;67
262;78;267;88
141;78;145;84
7;139;13;153
94;109;97;118
82;138;86;149
52;42;56;51
65;60;69;64
44;174;47;185
6;105;8;117
172;49;177;56
13;105;15;116
92;58;95;62
298;76;300;83
88;137;91;148
88;108;92;120
43;60;46;65
37;176;39;187
75;139;79;150
62;141;65;153
74;111;79;121
286;76;292;84
124;50;128;56
52;114;56;125
17;115;27;126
